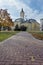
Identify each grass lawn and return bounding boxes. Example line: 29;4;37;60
29;31;43;40
0;31;19;42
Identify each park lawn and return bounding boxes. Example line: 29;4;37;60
29;31;43;40
0;31;19;42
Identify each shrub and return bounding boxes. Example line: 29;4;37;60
14;24;27;31
0;26;2;31
14;24;20;31
20;25;27;31
0;23;2;31
3;26;11;31
7;27;11;31
31;32;43;40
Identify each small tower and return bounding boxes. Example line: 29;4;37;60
20;8;25;19
40;19;43;31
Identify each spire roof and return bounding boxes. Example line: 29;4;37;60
21;8;24;13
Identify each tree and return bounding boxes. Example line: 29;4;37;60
14;24;20;31
20;25;27;31
0;9;14;30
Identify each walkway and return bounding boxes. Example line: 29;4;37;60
0;32;43;65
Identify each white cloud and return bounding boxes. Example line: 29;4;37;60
0;0;43;23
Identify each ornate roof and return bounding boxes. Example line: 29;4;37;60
15;18;25;23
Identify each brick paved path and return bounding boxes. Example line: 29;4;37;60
0;32;43;65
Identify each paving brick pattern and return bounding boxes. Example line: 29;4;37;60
0;32;43;65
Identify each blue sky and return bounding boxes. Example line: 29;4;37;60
0;0;43;23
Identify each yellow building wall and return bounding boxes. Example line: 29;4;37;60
21;23;32;31
31;22;40;31
14;22;40;31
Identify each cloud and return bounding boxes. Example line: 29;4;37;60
0;0;43;23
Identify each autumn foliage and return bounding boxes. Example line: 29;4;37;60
0;9;14;29
31;32;43;40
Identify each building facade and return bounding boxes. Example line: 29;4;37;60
40;19;43;31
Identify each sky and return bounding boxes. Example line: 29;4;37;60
0;0;43;23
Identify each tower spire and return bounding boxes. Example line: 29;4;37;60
20;8;25;19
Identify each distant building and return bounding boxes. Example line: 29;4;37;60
15;8;25;27
40;19;43;31
14;8;40;31
14;18;25;27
